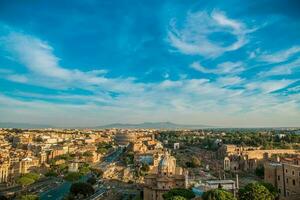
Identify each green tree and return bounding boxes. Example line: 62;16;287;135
185;156;201;168
23;173;40;181
18;177;35;187
141;163;150;172
202;189;236;200
258;182;278;199
191;156;201;167
90;168;103;177
79;165;90;175
96;142;112;154
18;173;40;191
0;195;8;200
20;194;39;200
255;166;264;178
87;177;97;185
45;170;58;177
162;188;195;200
239;182;273;200
83;151;93;157
70;182;95;197
124;151;134;165
64;172;82;182
170;196;186;200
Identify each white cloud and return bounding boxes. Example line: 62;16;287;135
246;79;295;93
6;74;28;83
217;76;244;86
1;80;299;127
168;10;253;58
1;29;300;127
1;31;143;93
158;80;183;89
258;46;300;63
287;85;300;93
259;58;300;77
190;61;245;74
217;62;245;74
3;32;71;79
190;62;211;73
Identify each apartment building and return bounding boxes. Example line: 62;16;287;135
264;157;300;200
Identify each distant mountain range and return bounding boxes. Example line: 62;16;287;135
94;122;213;129
94;123;299;129
0;121;213;129
0;122;54;129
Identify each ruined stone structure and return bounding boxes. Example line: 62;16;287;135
220;144;300;172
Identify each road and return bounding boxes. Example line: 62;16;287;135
39;147;124;200
39;175;89;200
0;177;58;197
87;188;106;200
99;147;124;169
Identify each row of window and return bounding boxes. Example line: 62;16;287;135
285;169;300;176
278;175;297;186
278;188;293;197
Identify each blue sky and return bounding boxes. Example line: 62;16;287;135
0;0;300;127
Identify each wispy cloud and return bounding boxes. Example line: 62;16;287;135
6;74;28;83
1;31;143;93
0;26;299;127
190;61;245;74
168;10;254;58
217;76;244;86
258;46;300;63
259;58;300;77
246;79;296;93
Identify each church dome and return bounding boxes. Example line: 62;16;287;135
158;151;176;175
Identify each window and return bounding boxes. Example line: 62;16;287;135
278;189;281;193
286;178;289;184
293;179;296;186
286;169;288;173
278;175;280;181
292;170;295;175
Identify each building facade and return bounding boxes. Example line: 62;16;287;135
143;151;188;200
220;144;300;172
264;158;300;200
0;161;9;183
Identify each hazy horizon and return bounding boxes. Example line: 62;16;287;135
0;0;300;127
0;121;299;129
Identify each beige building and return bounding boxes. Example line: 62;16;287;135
264;157;300;200
84;152;101;163
132;141;148;153
19;157;39;174
68;162;79;172
0;161;9;183
47;148;65;161
143;151;188;200
39;152;47;164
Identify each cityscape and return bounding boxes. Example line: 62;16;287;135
0;128;300;200
1;1;300;200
